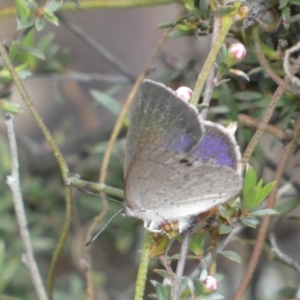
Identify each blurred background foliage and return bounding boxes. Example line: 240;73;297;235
0;0;300;299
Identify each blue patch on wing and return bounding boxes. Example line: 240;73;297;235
190;124;238;170
168;134;195;153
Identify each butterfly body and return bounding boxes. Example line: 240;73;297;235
123;80;243;233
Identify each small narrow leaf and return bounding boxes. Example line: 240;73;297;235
243;185;259;211
220;250;241;263
194;278;204;296
189;234;205;256
257;181;276;204
0;100;22;114
256;178;263;191
43;9;59;26
201;293;225;300
218;204;230;219
234;91;262;101
219;224;232;234
240;216;259;228
90;89;123;116
0;240;5;270
243;165;257;197
20;46;45;60
250;209;278;217
155;282;171;300
157;21;174;28
35;17;45;31
153;269;173;279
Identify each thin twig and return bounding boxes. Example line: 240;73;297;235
70;177;124;199
159;253;174;274
241;55;300;170
134;231;154;300
191;3;242;106
238;114;292;142
4;114;48;300
201;14;221;119
265;157;300;193
0;37;73;300
0;1;176;19
234;116;300;300
171;229;192;300
269;233;300;297
30;71;130;84
252;26;300;97
189;233;230;280
58;13;135;82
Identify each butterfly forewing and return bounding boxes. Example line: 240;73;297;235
124;80;204;175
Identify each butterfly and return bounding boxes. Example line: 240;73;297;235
122;79;243;233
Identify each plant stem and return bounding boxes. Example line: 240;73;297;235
134;231;153;300
191;3;241;107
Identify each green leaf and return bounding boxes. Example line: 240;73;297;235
243;185;259;211
168;30;187;38
182;0;195;11
157;21;174;28
220;250;241;263
0;100;22;114
35;17;45;31
19;46;45;60
26;1;38;11
0;240;4;270
0;259;19;291
233;91;262;101
43;9;59;26
154;269;173;279
240;216;259;228
46;0;60;12
256;181;276;204
243;166;257;196
256;178;263;190
219;224;232;234
269;197;300;232
153;282;171;300
17;16;35;29
201;293;225;300
279;0;289;9
0;295;22;300
282;14;300;24
90;89;123;116
14;0;31;19
0;63;28;80
250;209;278;217
193;278;204;296
214;5;235;15
37;33;55;52
179;277;191;297
189;234;205;256
229;69;250;81
218;204;230;219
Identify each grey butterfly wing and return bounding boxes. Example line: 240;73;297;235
125;146;242;220
124;79;204;175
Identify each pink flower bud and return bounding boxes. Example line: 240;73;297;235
228;43;246;60
175;86;193;102
203;275;218;292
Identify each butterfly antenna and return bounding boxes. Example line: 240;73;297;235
78;188;122;204
85;208;123;247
